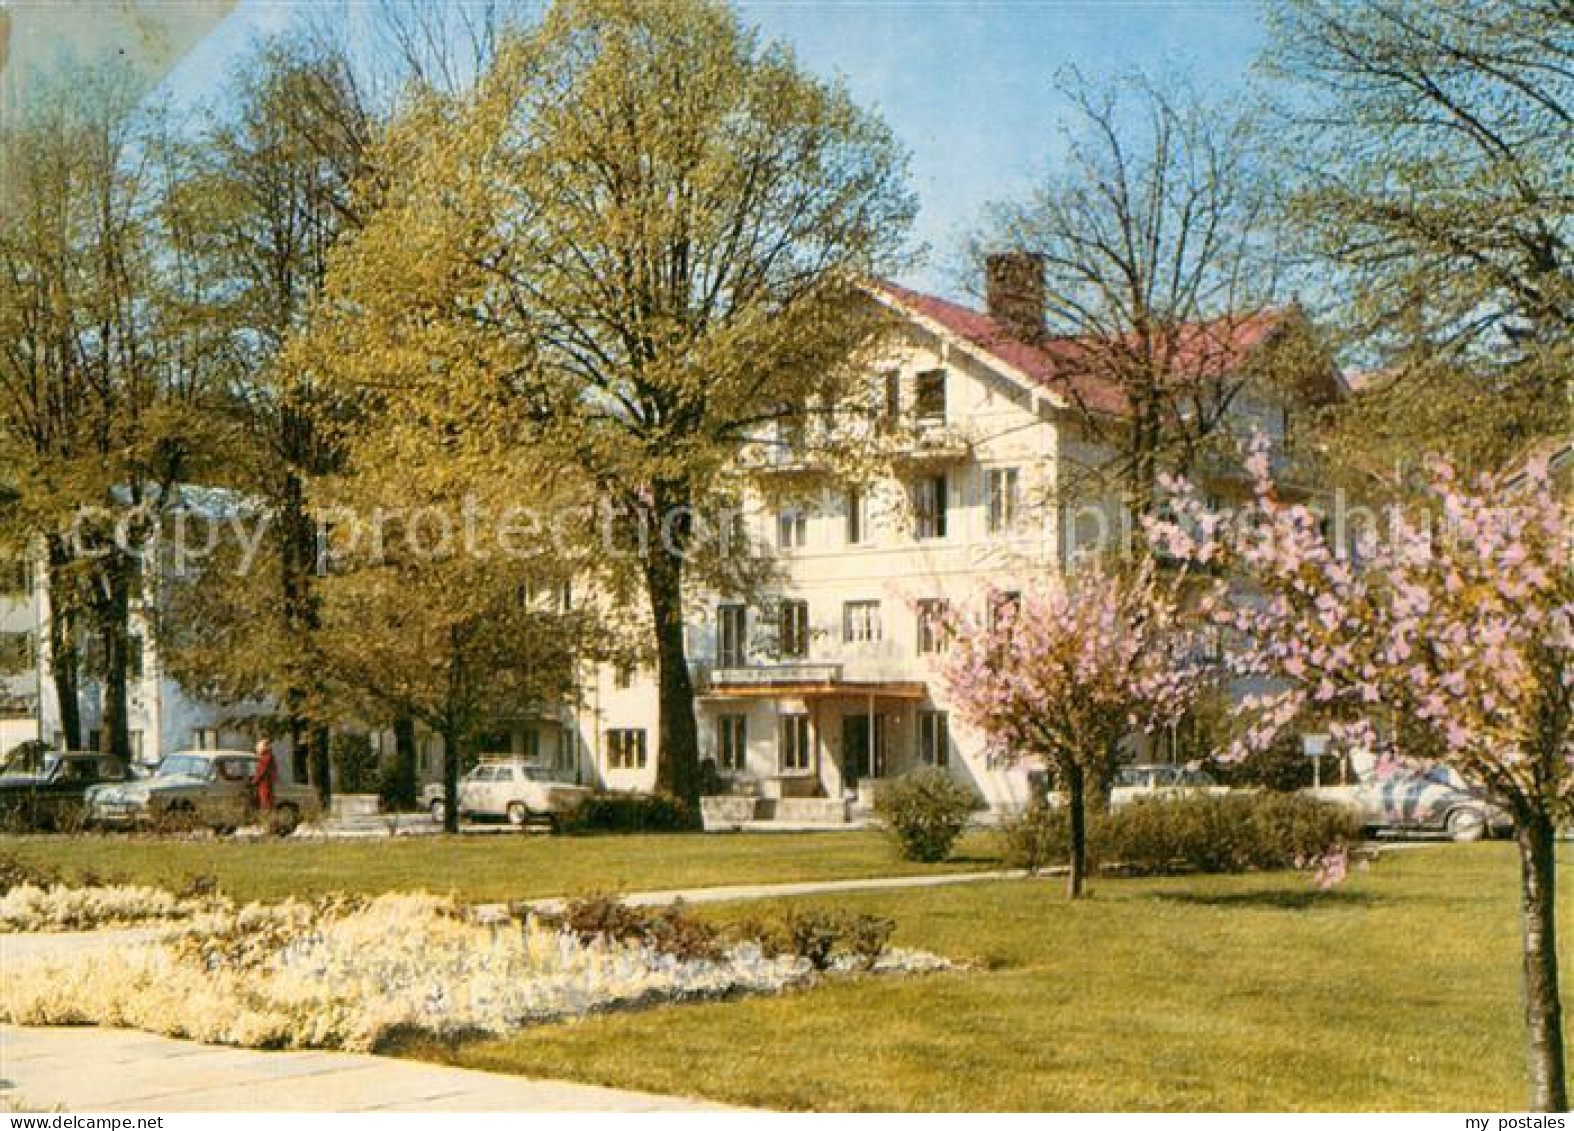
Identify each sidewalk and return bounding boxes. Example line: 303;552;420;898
504;867;1025;915
0;1026;742;1112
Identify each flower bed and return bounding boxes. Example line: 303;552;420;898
0;891;949;1052
0;883;222;933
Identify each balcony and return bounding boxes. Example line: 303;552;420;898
891;418;972;466
708;662;845;692
702;660;927;701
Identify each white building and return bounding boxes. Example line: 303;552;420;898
567;258;1342;815
0;554;43;756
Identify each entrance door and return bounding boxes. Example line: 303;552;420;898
842;714;886;789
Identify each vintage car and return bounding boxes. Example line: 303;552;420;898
1308;764;1512;841
0;751;136;831
422;759;591;826
1036;763;1237;809
1108;763;1235;806
85;749;318;835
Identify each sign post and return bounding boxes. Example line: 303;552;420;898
1302;733;1330;789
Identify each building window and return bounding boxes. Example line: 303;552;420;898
127;635;145;682
915;369;946;424
717;714;747;773
776;508;808;550
716;494;746;557
916;598;950;655
519;727;541;760
986;467;1020;535
607;728;647;770
0;558;27;596
919;711;950;767
779;599;810;659
989;590;1022;634
913;475;948;539
0;631;32;671
191;728;220;751
420;735;439;776
882;370;901;422
843;600;882;644
845;488;865;545
778;714;811;773
613;661;636;690
717;604;748;667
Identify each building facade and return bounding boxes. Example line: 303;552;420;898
0;554;42;757
567;267;1338;813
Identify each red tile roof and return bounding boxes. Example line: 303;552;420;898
871;280;1294;417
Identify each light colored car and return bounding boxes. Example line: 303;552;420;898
1308;765;1512;841
423;760;590;826
86;749;318;835
1108;763;1234;806
1037;763;1236;809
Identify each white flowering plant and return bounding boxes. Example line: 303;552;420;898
2;891;950;1052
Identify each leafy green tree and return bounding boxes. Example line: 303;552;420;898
0;66;223;760
313;0;915;810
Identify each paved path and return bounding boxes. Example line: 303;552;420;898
507;867;1026;915
0;1026;741;1112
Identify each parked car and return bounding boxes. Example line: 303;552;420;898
1307;764;1512;841
1109;763;1235;806
423;759;591;826
0;752;135;831
1034;763;1238;809
85;749;318;835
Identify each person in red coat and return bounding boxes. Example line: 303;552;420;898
251;738;277;811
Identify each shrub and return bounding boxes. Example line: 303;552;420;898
784;909;842;970
331;733;379;795
540;893;721;961
844;913;896;970
558;792;695;834
0;854;59;895
779;908;896;971
874;768;976;862
1001;801;1069;873
1000;792;1361;877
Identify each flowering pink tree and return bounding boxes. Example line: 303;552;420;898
935;561;1210;898
1153;441;1573;1111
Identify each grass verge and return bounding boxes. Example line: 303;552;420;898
0;828;1002;904
403;843;1571;1111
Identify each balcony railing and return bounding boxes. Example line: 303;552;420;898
892;420;971;465
708;662;845;689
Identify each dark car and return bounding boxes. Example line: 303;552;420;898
0;752;135;831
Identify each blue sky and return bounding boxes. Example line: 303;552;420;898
159;0;1265;298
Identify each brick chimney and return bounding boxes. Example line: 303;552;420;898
985;251;1046;344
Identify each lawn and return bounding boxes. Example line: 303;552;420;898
0;829;1002;903
405;843;1572;1111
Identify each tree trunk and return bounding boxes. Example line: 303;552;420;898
311;723;332;809
642;483;701;817
1517;810;1567;1112
288;714;308;783
390;713;418;809
280;467;324;792
441;723;462;835
1066;761;1088;900
94;551;134;765
44;539;81;751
